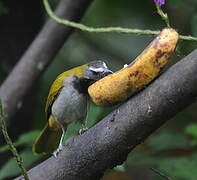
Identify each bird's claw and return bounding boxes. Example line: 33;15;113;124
79;127;88;135
53;144;63;158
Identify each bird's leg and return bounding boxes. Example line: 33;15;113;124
53;126;65;157
79;100;89;135
79;122;88;135
79;112;88;135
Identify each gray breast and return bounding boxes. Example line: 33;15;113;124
51;76;87;125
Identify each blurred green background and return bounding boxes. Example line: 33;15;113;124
0;0;197;179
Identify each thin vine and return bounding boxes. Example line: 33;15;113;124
43;0;197;42
0;100;29;180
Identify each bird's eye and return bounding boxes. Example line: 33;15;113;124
92;70;99;74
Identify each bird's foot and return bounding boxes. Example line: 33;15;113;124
53;144;63;158
79;127;88;135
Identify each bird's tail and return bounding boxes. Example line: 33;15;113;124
32;115;64;154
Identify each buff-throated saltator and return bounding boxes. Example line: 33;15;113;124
32;61;112;156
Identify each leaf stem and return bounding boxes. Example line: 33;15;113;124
155;4;170;27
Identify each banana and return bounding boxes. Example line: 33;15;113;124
88;28;179;106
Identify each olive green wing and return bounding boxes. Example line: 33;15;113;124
45;76;64;119
45;64;88;118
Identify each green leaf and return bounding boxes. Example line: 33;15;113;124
0;142;19;153
190;139;197;146
191;13;197;36
128;151;197;180
127;151;159;166
158;154;197;180
168;0;188;8
185;123;197;137
17;130;40;145
0;2;8;15
148;131;189;151
0;149;42;179
0;130;40;153
113;164;125;172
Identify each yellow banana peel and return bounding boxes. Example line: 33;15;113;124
88;28;179;106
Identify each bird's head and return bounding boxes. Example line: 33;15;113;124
85;60;113;81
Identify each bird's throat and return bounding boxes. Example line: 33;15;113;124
73;77;93;94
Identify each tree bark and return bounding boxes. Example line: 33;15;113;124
0;0;93;120
15;49;197;180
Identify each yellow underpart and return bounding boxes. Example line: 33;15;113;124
32;115;63;154
48;115;62;130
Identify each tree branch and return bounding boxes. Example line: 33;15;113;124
16;49;197;180
0;0;93;120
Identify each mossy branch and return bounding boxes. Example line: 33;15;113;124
43;0;197;42
0;100;29;180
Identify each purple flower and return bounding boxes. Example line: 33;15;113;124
154;0;165;6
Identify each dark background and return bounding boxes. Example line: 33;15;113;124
0;0;197;179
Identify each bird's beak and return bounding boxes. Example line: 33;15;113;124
101;69;113;78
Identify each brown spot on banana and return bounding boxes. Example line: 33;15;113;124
88;28;179;106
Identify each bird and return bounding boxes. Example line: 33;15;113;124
32;60;112;156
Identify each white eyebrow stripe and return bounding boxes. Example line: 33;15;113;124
89;67;105;72
102;62;108;69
